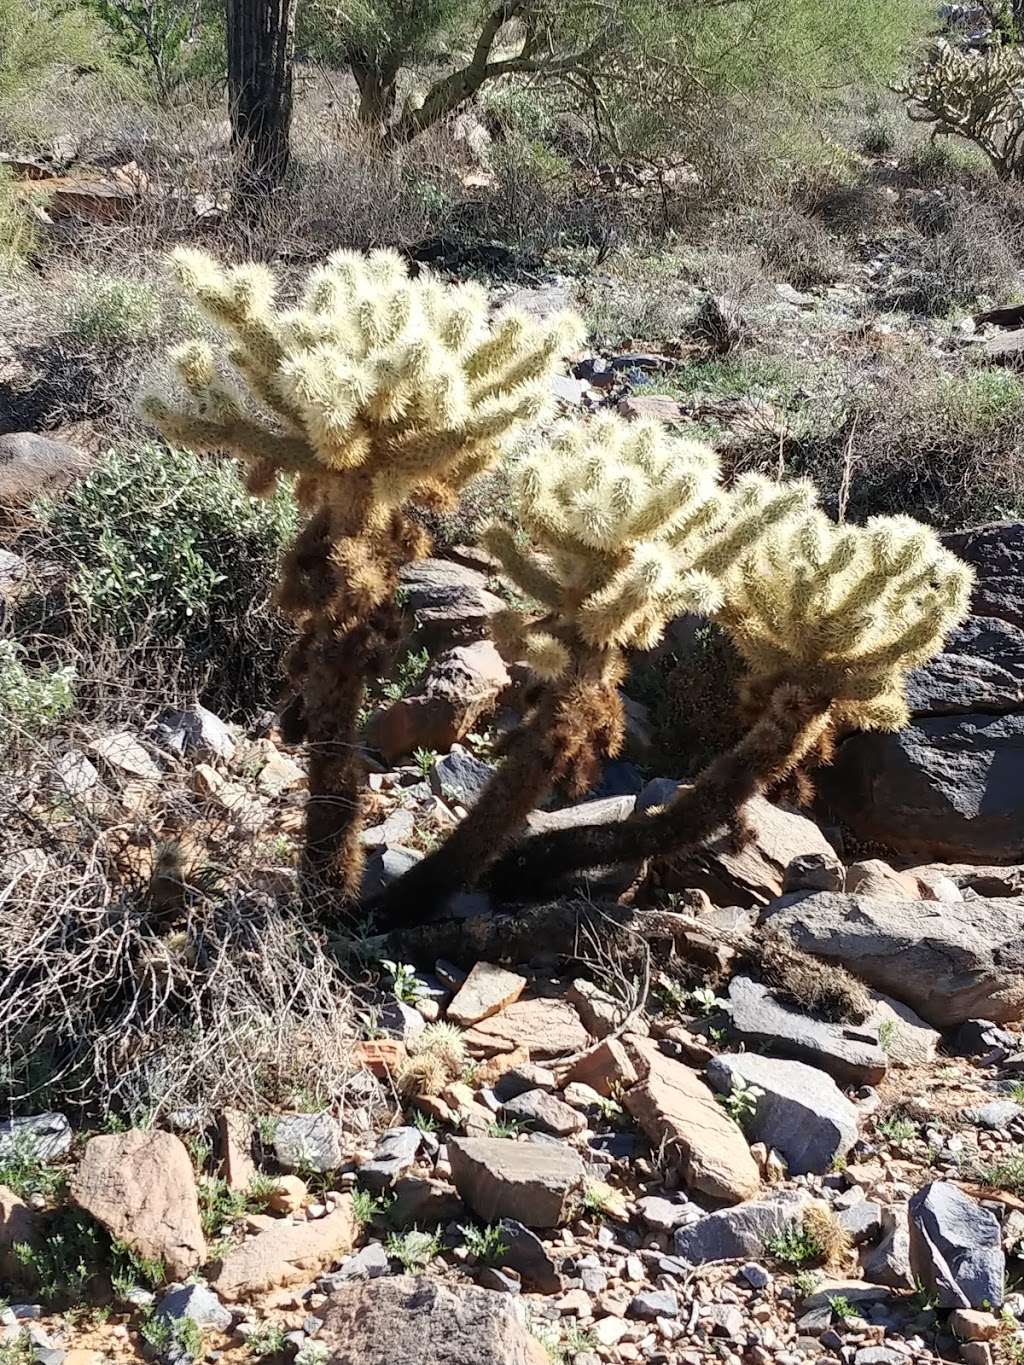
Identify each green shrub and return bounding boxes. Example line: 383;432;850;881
0;0;112;106
0;168;37;276
63;275;162;348
30;443;296;717
0;641;76;754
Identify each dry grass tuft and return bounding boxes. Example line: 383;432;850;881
755;937;872;1024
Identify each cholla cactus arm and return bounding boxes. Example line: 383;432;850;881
376;418;814;929
145;247;579;913
481;508;972;904
719;509;973;744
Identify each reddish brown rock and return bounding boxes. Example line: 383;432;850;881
319;1274;549;1363
562;1038;639;1098
70;1130;206;1280
212;1198;356;1300
623;1041;760;1204
462;1000;590;1060
368;641;510;762
448;962;527;1027
0;1185;42;1283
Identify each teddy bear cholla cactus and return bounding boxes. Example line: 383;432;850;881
900;41;1024;180
375;416;814;925
481;503;972;901
719;508;975;795
144;247;581;906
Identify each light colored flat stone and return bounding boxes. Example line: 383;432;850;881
448;962;527;1027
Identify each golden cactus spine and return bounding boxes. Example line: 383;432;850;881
144;247;581;909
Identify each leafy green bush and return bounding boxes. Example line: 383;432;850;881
0;641;76;754
63;275;162;347
31;443;296;717
0;0;112;106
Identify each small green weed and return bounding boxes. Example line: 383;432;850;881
385;1227;441;1270
245;1321;289;1358
877;1019;897;1054
973;1153;1024;1198
412;745;437;778
794;1268;823;1298
765;1224;824;1267
380;959;424;1005
876;1112;918;1145
110;1239;166;1296
0;642;76;754
487;1116;527;1139
460;1222;509;1264
719;1076;764;1130
828;1294;856;1322
351;1188;393;1226
13;1209;106;1304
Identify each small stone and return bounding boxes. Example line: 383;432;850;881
492;1064;558;1102
319;1243;390;1287
273;1113;345;1174
966;1100;1022;1130
959;1344;994;1365
447;962;527;1027
563;1037;639;1098
379;999;426;1044
267;1176;307;1215
592;1316;630;1347
462;999;590;1060
502;1090;585;1137
705;1304;744;1339
740;1263;772;1290
156;1283;231;1332
90;730;161;780
155;704;235;761
359;1128;421;1193
950;1309;1000;1342
496;1219;561;1293
635;1196;694;1233
629;1290;678;1321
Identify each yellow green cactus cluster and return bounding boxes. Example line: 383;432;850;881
143;247;582;521
484;414;814;681
719;508;974;732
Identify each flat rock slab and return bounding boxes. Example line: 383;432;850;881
0;1113;71;1163
358;1127;422;1193
318;1273;548;1364
447;1137;585;1228
866;993;940;1068
908;1181;1005;1310
272;1113;346;1173
71;1130;206;1281
706;1052;859;1176
448;962;527;1027
461;999;590;1060
623;1040;760;1204
212;1199;356;1301
764;892;1024;1027
502;1089;585;1137
673;1190;812;1264
637;786;837;907
728;976;887;1086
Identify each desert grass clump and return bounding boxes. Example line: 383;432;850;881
144;247;581;909
755;938;872;1024
376;417;813;924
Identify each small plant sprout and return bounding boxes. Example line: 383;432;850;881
385;1228;441;1270
381;959;425;1005
877;1018;897;1054
351;1188;394;1226
413;745;437;777
828;1294;856;1322
720;1076;764;1129
876;1111;918;1145
244;1320;289;1358
460;1222;509;1265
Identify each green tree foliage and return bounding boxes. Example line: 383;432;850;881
0;0;112;105
297;0;931;146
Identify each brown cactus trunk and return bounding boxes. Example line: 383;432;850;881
226;0;296;197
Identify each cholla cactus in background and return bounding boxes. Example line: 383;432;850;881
479;506;973;904
397;1021;466;1098
899;41;1024;180
144;247;581;908
375;416;814;927
719;508;974;795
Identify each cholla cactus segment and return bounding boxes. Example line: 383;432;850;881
484;416;816;674
899;41;1024;180
143;247;584;518
719;508;974;733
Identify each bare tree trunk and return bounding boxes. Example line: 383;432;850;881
226;0;296;197
349;55;400;129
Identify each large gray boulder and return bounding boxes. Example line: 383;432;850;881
706;1053;859;1175
673;1190;813;1264
908;1182;1005;1309
764;892;1024;1027
822;520;1024;863
727;976;887;1086
318;1274;549;1364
